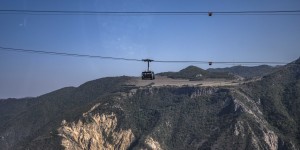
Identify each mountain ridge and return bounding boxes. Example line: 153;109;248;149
157;65;236;80
0;58;299;149
207;65;281;79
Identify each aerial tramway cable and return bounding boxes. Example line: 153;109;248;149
0;9;300;16
0;46;291;65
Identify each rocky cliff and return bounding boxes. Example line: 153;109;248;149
48;86;293;150
59;112;134;150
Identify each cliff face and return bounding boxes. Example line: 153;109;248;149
58;112;134;150
47;86;294;149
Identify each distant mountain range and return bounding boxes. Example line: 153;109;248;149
0;58;299;149
158;64;282;80
157;65;236;80
207;65;282;78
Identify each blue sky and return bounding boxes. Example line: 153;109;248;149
0;0;300;98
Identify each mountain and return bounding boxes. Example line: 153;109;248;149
0;59;299;149
207;65;281;79
239;59;300;149
158;65;235;80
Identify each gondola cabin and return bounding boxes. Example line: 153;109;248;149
142;71;155;80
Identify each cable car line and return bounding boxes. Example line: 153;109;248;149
0;9;300;16
0;46;141;62
154;60;208;63
153;60;287;65
0;46;290;65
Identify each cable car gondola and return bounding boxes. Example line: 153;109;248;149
142;59;155;80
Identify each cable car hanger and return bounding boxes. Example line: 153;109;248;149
141;59;155;80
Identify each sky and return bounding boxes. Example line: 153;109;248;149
0;0;300;98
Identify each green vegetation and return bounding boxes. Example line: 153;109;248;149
121;87;238;149
241;62;300;146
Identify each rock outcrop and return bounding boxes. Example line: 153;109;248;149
58;112;134;150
